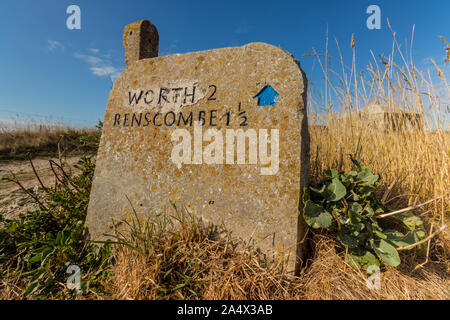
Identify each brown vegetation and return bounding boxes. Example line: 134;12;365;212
103;210;448;300
0;122;99;160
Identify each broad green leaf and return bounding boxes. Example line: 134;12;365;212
353;222;365;232
348;202;363;224
385;229;414;248
373;230;387;239
357;185;376;198
384;229;404;238
349;202;363;214
303;200;333;229
357;169;379;185
385;229;426;256
340;175;355;189
371;239;401;267
394;212;424;231
324;169;339;179
309;185;325;196
341;171;358;182
323;178;347;202
346;249;380;272
337;228;359;248
374;206;384;215
370;220;384;233
415;229;426;240
348;210;362;224
357;230;371;246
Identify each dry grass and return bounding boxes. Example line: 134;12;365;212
106;209;300;300
299;234;448;299
308;25;449;267
0;275;28;300
0;122;98;160
103;209;448;300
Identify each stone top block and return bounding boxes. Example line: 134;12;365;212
124;20;159;67
87;20;310;274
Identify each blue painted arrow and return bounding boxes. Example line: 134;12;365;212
253;85;279;106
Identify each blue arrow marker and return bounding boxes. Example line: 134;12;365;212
253;85;279;106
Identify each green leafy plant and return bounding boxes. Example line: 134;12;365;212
78;121;103;151
303;156;427;271
0;126;112;299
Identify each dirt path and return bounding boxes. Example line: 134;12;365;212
0;156;82;220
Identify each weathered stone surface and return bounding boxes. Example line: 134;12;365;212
124;20;159;67
86;22;310;273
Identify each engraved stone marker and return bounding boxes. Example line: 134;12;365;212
86;20;310;273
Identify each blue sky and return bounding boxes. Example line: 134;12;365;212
0;0;448;127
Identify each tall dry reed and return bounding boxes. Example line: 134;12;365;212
307;22;449;268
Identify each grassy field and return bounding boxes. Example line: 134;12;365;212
0;30;448;299
0;122;100;160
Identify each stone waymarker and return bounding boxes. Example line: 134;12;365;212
86;20;310;273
